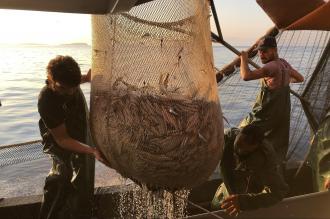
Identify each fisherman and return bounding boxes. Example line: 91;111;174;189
308;108;330;192
211;125;289;216
38;55;106;219
239;36;304;163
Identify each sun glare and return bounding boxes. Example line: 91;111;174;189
0;9;91;45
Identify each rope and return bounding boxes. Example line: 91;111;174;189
223;116;233;128
121;13;193;35
173;193;224;219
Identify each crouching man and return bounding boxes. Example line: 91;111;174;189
212;125;289;216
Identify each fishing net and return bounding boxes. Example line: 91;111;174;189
90;0;223;189
302;39;330;125
0;140;44;168
304;38;330;192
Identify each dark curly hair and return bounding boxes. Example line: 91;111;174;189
47;55;81;87
240;125;264;146
234;125;265;156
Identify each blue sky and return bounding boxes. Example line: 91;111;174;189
0;0;273;46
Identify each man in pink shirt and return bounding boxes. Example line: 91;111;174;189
241;36;304;89
239;36;304;162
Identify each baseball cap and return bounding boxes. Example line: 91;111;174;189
256;36;277;51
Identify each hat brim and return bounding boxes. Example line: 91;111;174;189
254;46;275;52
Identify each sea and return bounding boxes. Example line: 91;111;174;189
0;44;239;198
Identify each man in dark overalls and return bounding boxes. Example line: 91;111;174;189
211;125;289;216
38;55;105;219
239;36;304;163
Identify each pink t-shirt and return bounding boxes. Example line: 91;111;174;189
263;58;292;90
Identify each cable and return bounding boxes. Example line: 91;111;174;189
173;193;225;219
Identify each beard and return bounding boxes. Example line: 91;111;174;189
261;56;275;64
261;58;269;64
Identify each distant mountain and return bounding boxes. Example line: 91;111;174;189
0;42;91;48
17;43;48;47
58;43;91;47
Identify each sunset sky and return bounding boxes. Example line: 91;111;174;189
0;0;273;46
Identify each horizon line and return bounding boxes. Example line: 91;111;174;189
0;42;91;47
0;42;253;48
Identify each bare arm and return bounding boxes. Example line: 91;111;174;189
240;51;269;81
289;68;304;83
50;123;105;162
325;178;330;190
238;164;289;211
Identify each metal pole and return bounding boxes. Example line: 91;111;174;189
220;40;260;69
210;0;223;41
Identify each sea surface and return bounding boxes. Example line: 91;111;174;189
0;44;238;198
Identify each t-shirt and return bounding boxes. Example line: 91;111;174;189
38;85;87;156
263;58;293;89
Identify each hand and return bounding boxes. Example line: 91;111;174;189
325;178;330;190
221;194;241;217
81;69;91;83
240;51;248;60
92;147;110;166
86;69;91;82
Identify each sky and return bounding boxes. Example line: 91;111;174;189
0;0;274;46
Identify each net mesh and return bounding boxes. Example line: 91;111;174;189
90;0;223;189
302;39;330;125
0;140;45;168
